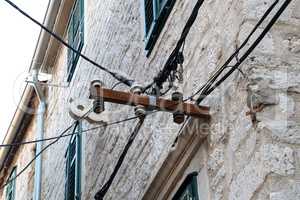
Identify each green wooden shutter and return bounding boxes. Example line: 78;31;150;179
157;0;167;12
172;172;199;200
67;15;74;73
143;0;176;55
65;122;82;200
144;0;154;34
6;167;17;200
67;0;84;82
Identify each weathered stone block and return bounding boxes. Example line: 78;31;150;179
229;144;295;200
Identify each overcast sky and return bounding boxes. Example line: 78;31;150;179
0;0;49;141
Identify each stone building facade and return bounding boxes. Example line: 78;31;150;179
0;0;299;200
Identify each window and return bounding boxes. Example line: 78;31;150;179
65;122;82;200
143;0;176;55
67;0;84;82
6;167;16;200
172;172;199;200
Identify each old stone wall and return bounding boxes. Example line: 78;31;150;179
39;0;300;200
0;115;36;200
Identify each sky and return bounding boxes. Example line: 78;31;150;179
0;0;49;141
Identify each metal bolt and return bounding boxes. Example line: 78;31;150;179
93;99;105;114
172;92;185;124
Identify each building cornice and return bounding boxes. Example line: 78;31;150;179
142;118;210;200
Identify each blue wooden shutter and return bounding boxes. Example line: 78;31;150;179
6;167;17;200
67;0;84;82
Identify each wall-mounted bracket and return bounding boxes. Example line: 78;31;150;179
89;84;210;120
68;98;108;124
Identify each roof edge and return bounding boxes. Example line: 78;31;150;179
0;0;63;176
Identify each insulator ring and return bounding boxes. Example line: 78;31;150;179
134;105;146;117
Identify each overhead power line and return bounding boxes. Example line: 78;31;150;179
0;112;144;189
0;108;94;189
0;106;90;188
144;0;205;94
196;0;291;104
94;116;146;200
191;0;279;102
186;1;279;101
0;122;75;189
3;0;134;87
173;0;291;143
1;0;291;196
0;116;140;148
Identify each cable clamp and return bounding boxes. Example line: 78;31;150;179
148;95;157;107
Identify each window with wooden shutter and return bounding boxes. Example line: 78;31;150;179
6;167;17;200
143;0;176;56
67;0;84;82
144;0;154;34
172;172;199;200
65;122;82;200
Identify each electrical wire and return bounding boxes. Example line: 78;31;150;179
196;0;291;104
0;113;146;189
2;0;290;193
0;116;140;148
144;0;206;93
3;0;134;87
94;116;146;200
173;0;291;141
0;109;156;189
0;108;94;189
147;0;279;97
110;81;123;90
189;0;280;101
0;123;74;189
1;0;199;190
160;86;173;96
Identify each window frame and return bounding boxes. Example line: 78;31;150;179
67;0;84;82
6;167;17;200
65;121;82;200
172;172;199;200
142;0;177;56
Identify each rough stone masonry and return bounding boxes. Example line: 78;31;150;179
21;0;300;200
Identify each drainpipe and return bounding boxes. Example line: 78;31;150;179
30;0;61;198
32;69;46;200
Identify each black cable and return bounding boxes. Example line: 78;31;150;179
0;116;140;148
0;108;94;189
155;0;279;100
3;0;134;87
110;81;123;90
160;86;172;96
94;116;146;200
0;122;75;189
192;0;280;100
225;66;247;78
3;0;289;193
0;112;148;189
173;0;289;142
197;0;292;104
145;0;206;92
